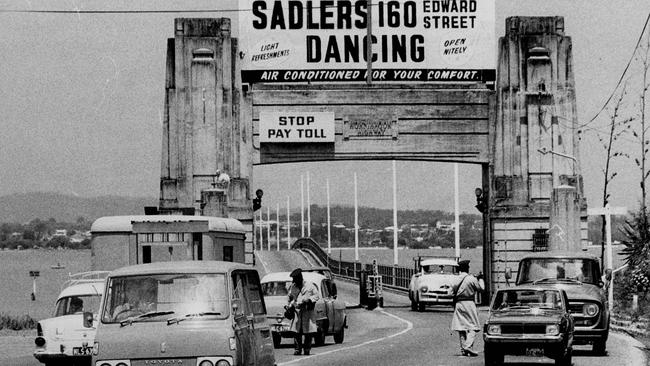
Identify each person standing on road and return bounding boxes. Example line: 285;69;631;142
288;268;321;355
451;260;484;357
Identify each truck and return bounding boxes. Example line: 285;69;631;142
506;251;612;355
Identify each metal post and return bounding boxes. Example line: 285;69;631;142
301;174;305;237
260;207;264;251
606;205;613;309
393;160;398;266
354;172;359;262
307;171;311;237
267;206;271;251
276;203;280;251
454;163;460;259
327;178;331;255
286;196;291;250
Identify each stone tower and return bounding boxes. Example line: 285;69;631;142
490;17;587;288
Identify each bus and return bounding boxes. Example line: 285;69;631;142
90;215;252;270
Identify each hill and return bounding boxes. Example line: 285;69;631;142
0;192;157;223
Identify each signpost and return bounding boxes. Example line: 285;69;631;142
587;204;627;311
29;270;40;301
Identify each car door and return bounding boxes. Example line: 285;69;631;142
239;270;275;366
320;279;335;332
231;270;256;366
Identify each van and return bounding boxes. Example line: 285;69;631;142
89;261;275;366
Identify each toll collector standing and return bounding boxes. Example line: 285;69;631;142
450;260;484;357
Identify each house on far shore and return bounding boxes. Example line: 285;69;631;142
53;229;68;237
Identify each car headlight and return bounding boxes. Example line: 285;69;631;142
96;362;130;366
34;337;46;347
197;357;232;366
584;304;599;317
546;324;559;335
420;286;428;293
487;324;501;335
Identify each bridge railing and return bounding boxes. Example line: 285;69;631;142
291;238;412;293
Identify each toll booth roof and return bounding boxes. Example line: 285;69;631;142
90;215;245;233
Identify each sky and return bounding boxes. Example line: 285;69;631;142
0;0;649;215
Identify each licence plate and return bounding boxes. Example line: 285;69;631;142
525;347;544;357
73;347;92;356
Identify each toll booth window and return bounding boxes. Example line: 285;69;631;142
223;246;233;262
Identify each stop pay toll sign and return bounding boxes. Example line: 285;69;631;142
259;111;335;143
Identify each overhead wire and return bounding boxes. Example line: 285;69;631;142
577;11;650;130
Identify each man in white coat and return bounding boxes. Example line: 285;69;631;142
451;260;484;357
288;268;321;355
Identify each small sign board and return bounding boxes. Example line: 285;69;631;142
259;111;335;143
29;271;40;277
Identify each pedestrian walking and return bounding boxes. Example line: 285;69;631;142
287;268;321;355
450;260;485;357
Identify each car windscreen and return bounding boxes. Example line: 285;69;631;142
55;295;102;316
102;273;228;323
422;264;457;274
518;258;600;285
492;289;563;311
261;281;291;296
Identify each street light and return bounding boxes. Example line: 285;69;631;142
537;147;577;163
474;188;488;213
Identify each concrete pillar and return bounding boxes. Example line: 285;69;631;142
201;189;227;217
548;185;581;251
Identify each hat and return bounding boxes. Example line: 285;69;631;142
458;260;470;271
290;268;303;278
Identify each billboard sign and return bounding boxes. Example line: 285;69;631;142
259;111;335;142
240;0;496;83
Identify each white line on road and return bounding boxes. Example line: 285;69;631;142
297;249;317;267
257;253;270;274
277;310;413;366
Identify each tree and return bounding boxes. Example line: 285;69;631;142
597;86;632;270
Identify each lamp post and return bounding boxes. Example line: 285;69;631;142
538;147;581;252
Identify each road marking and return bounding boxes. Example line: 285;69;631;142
297;249;317;267
257;253;270;274
277;309;413;365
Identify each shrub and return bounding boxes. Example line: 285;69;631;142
0;313;37;330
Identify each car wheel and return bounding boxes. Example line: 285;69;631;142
333;327;345;344
484;344;503;366
417;301;425;312
593;338;607;356
410;296;417;311
272;333;281;348
555;347;572;366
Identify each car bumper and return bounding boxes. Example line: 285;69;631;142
419;293;454;304
573;327;608;343
34;351;90;363
484;334;564;344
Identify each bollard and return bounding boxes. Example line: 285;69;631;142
359;270;368;306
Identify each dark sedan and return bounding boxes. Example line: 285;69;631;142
484;287;574;366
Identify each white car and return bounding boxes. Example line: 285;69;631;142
34;271;109;366
408;258;459;311
261;271;346;348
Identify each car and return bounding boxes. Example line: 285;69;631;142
302;266;338;297
483;286;574;366
408;257;459;311
90;261;275;366
34;271;109;366
261;271;346;348
507;251;611;355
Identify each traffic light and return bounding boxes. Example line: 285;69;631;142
253;189;263;211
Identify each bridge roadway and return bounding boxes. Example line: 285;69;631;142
5;250;646;366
